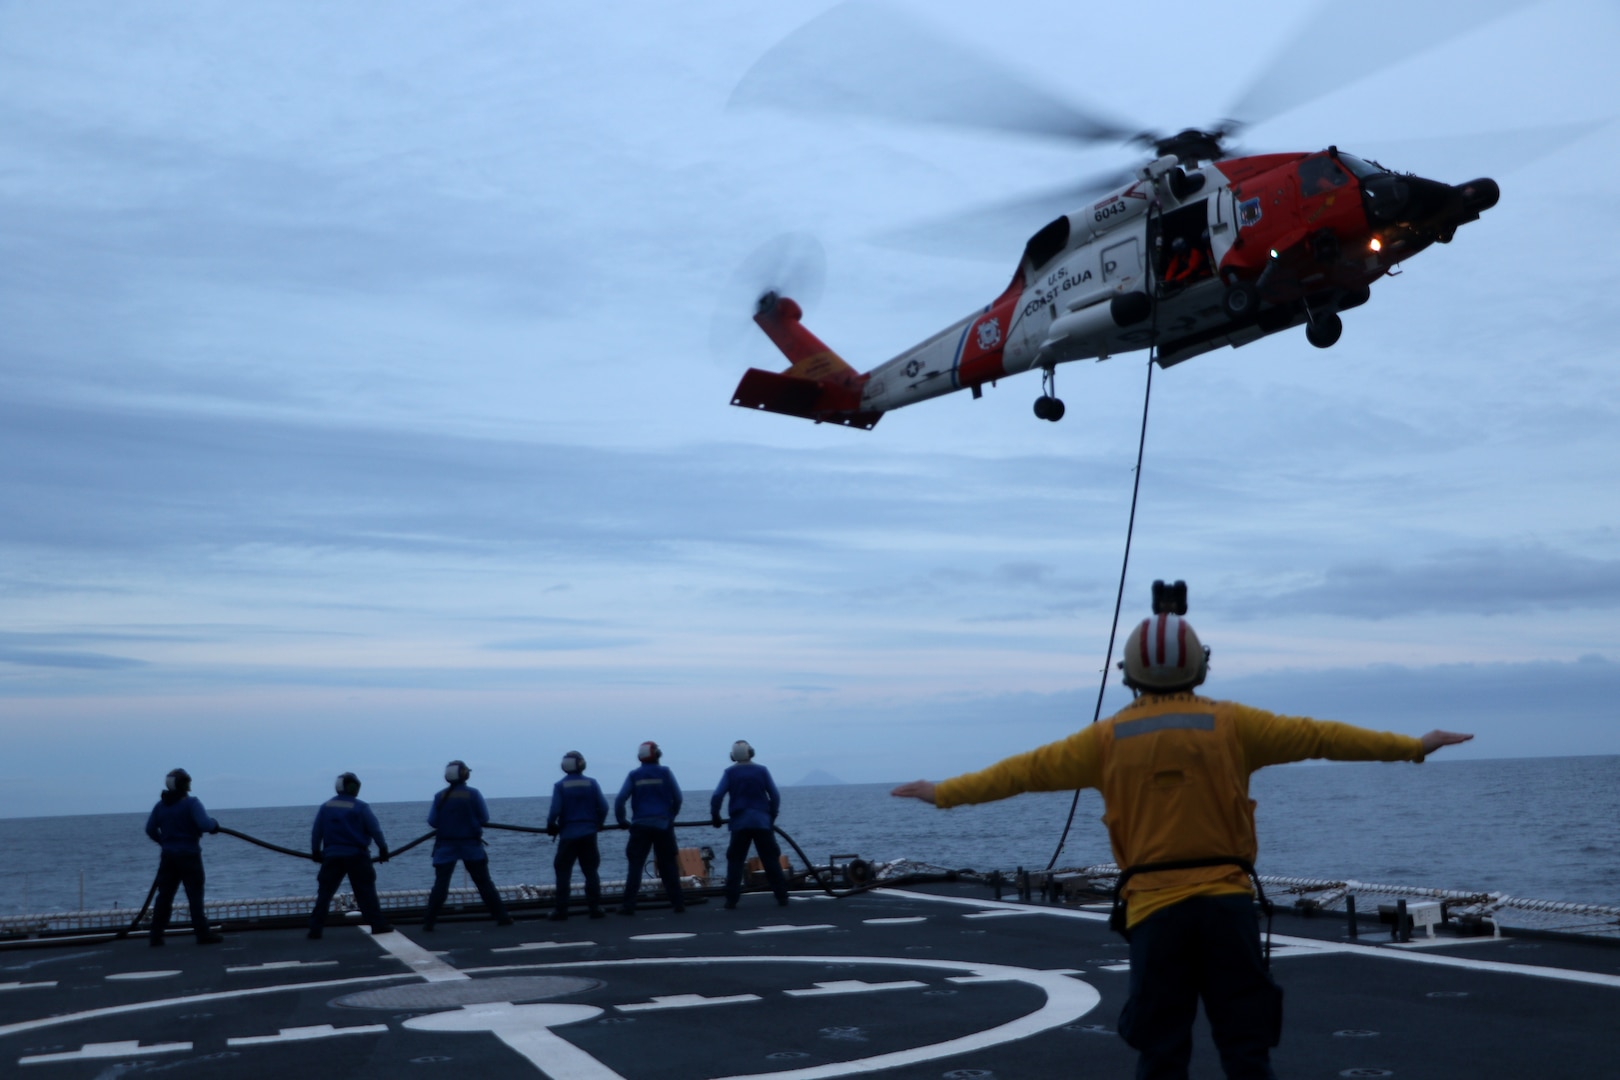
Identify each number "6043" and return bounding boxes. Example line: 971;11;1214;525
1093;200;1128;223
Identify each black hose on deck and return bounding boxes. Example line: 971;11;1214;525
386;830;438;860
215;825;319;863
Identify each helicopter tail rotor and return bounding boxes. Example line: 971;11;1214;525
708;232;828;367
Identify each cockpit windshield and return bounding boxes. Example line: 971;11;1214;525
1337;153;1387;179
1298;154;1350;194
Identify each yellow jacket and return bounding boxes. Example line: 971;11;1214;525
934;693;1425;927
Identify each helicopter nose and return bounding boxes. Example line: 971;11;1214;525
1455;177;1500;214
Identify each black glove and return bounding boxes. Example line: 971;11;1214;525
711;813;724;828
546;823;560;837
377;848;390;863
209;824;220;834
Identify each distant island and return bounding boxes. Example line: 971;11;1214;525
790;769;846;786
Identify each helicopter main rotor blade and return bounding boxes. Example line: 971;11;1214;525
1225;0;1537;128
730;0;1134;146
874;165;1140;261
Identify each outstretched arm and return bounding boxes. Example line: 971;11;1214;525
890;780;937;805
1420;730;1473;755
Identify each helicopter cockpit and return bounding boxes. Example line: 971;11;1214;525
1335;152;1388;179
1298;152;1352;194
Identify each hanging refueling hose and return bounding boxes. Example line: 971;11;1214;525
1044;199;1164;873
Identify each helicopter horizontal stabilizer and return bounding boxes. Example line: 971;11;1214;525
731;368;882;430
731;292;882;429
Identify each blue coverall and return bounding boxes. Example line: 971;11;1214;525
144;791;219;943
424;782;511;927
614;763;685;913
309;795;392;936
710;761;789;907
547;773;609;917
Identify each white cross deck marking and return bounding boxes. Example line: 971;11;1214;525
456;953;1103;1080
20;1040;192;1065
783;979;926;997
227;960;339;973
0;982;55;992
405;1003;627;1080
228;1023;389;1046
614;993;761;1012
493;941;597;953
368;928;469;981
734;923;834;936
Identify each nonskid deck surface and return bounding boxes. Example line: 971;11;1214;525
3;884;1617;1079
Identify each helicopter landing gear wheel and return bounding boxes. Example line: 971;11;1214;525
1034;367;1064;422
1305;310;1343;349
1223;281;1258;320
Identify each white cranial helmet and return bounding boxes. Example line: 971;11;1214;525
1122;613;1207;692
730;740;754;762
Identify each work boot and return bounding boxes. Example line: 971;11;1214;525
149;935;165;947
307;930;323;940
588;908;607;919
496;918;515;927
197;933;225;945
617;906;635;916
548;911;568;922
371;925;395;935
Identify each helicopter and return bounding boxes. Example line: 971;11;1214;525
727;1;1505;429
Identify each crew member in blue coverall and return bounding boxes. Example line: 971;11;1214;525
308;772;393;939
143;768;224;946
423;760;513;930
614;741;685;914
710;740;790;909
546;750;609;921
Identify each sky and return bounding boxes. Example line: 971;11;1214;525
2;0;1618;818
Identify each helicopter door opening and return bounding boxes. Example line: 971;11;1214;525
1156;200;1215;291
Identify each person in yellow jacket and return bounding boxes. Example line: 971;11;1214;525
892;596;1472;1080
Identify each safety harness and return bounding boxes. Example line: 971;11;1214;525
1109;855;1276;966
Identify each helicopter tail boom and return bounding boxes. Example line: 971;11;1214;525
730;294;883;430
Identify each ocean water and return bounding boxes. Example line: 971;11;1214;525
2;756;1616;917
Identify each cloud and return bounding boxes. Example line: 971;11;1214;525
1226;545;1620;619
483;636;646;652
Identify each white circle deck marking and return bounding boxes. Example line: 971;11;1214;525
450;953;1102;1079
105;971;181;981
629;933;695;942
